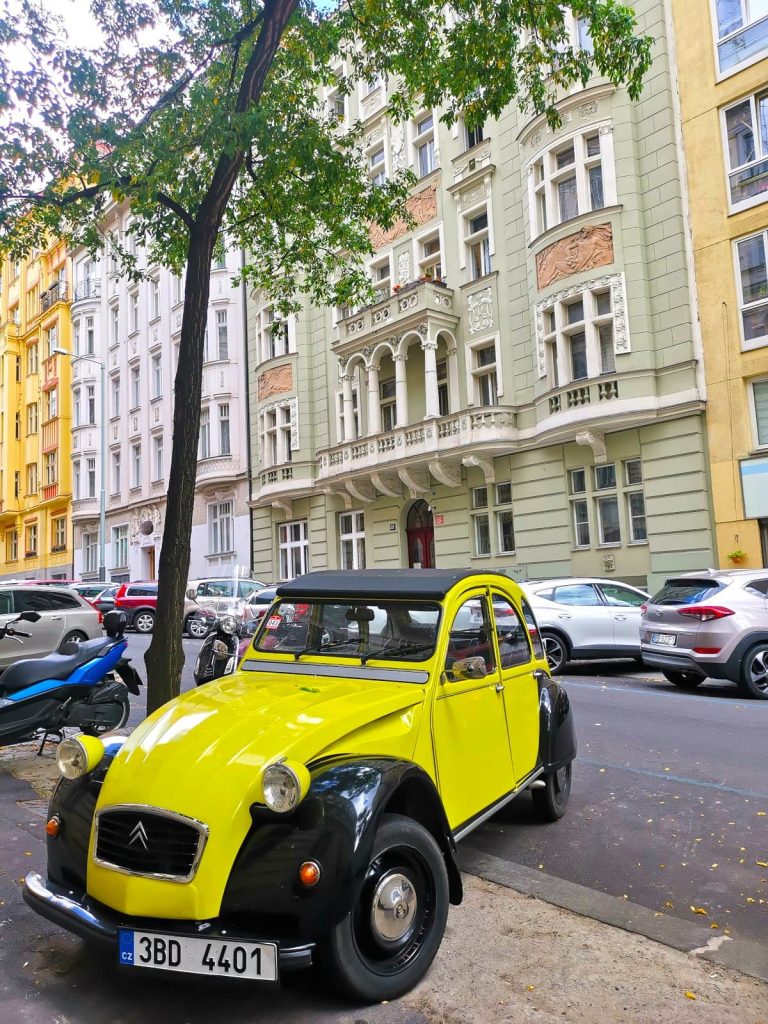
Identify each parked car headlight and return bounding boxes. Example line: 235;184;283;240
56;735;105;779
219;615;238;635
262;760;309;813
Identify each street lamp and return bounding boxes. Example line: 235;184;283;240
54;346;107;582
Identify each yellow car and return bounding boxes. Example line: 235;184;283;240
24;569;575;1002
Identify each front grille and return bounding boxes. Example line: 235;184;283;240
95;807;207;881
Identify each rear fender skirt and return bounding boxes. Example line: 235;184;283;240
114;659;142;695
537;677;576;771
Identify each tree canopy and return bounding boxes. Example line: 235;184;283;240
0;0;652;711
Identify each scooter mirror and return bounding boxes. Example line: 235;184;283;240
19;611;41;623
103;610;128;638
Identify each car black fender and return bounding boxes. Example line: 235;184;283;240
537;674;576;771
219;756;462;945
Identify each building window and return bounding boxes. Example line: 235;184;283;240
437;358;449;416
25;522;38;557
199;407;211;459
7;529;18;561
86;384;95;424
369;144;386;186
112;524;128;568
736;231;768;348
44;388;57;420
723;91;768;211
465;209;492;279
13;471;19;499
151;353;162;398
171;275;183;306
129;366;140;408
130;291;139;333
110;304;119;346
572;500;591;547
414;112;436;177
218;403;231;455
529;129;612;238
752;378;768;445
216;309;229;360
594;463;616;490
153;435;164;480
73;460;80;499
278;520;309;579
73;387;81;427
26;462;38;494
627;491;647;542
370;256;391;302
541;284;617;386
85;316;95;354
261;404;292;465
570;468;587;494
15;354;20;382
597;495;621;544
380;377;396;431
111;451;121;493
625;458;643;485
45;324;58;358
257;305;289;360
27;343;38;375
86;457;96;497
339;511;366;570
419;232;443;281
131;443;141;488
150;277;160;320
111;375;120;417
208;500;234;555
714;0;768;74
465;120;484;151
44;451;57;485
52;516;66;551
83;532;97;574
14;411;20;439
472;342;498;406
495;484;515;553
72;319;81;355
472;511;491;556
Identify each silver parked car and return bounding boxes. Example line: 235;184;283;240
0;585;102;670
640;569;768;698
523;577;649;673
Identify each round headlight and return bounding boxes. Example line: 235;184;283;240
262;762;307;813
56;735;104;780
220;615;238;635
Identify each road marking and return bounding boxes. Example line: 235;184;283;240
578;757;768;800
563;679;762;709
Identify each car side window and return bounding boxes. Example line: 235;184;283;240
0;591;13;615
45;592;81;610
553;584;601;606
491;596;532;668
520;597;545;659
13;590;54;613
745;579;768;597
128;585;157;598
446;597;496;676
598;584;646;607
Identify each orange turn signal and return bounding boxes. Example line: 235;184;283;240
299;861;321;887
46;815;61;838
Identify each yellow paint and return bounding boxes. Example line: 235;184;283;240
671;1;768;566
84;575;549;919
0;241;73;577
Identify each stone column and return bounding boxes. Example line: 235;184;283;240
394;354;407;427
342;373;356;441
422;339;440;419
367;363;381;435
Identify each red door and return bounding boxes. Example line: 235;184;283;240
406;500;435;568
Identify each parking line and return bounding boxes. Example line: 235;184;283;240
577;756;768;800
562;679;763;709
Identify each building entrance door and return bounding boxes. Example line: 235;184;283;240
406;500;435;568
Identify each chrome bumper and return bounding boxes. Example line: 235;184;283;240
23;872;313;970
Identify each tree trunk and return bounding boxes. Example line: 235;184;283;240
143;0;300;714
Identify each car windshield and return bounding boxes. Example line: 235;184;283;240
254;599;441;663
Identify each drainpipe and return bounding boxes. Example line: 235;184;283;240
240;246;254;575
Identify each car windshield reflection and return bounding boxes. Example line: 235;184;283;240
254;599;441;663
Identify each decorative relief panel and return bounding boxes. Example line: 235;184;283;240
535;223;614;290
370;185;437;249
257;363;293;401
467;286;494;334
397;252;410;284
391;124;406;173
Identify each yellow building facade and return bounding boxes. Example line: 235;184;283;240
0;241;74;579
672;0;768;567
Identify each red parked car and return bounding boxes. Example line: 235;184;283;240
114;582;215;638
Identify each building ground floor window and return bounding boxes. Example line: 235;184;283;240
339;511;366;570
278;520;309;580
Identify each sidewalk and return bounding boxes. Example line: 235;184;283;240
1;743;767;1024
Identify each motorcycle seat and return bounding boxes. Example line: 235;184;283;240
0;638;115;695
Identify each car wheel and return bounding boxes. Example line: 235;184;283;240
185;615;210;639
60;630;88;646
321;813;449;1002
738;643;768;700
541;631;569;675
133;611;156;634
662;669;703;689
532;762;572;822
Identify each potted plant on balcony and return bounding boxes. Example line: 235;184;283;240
726;548;747;564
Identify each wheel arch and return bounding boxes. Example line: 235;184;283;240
537;677;577;771
539;625;571;653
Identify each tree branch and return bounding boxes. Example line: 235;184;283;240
155;191;196;231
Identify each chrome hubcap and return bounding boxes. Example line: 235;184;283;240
544;637;563;668
750;649;768;692
370;871;417;943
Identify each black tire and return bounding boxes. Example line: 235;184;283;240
532;763;572;822
60;630;88;647
320;813;449;1003
133;610;155;634
80;687;130;735
185;615;210;639
738;643;768;700
662;669;703;689
541;631;569;675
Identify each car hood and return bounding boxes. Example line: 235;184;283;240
88;669;426;918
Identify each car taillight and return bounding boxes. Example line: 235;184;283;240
640;604;647;613
97;609;103;625
677;605;735;622
693;647;721;655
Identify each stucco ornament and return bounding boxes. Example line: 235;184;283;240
576;429;608;464
257;364;293;401
536;223;614;290
467;286;494;334
130;504;163;542
391;123;406;172
397;252;410;284
370;185;437;249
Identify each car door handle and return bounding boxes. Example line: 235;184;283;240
613;615;628;620
50;616;64;622
557;613;572;619
495;683;505;693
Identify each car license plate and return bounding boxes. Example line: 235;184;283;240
118;929;278;981
650;632;676;647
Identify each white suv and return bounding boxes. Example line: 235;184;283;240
187;577;267;619
523;577;649;673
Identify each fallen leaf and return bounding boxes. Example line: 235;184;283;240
746;897;756;904
684;991;696;1001
758;812;766;816
664;901;674;909
527;985;535;992
711;864;719;868
690;906;708;915
710;923;719;929
756;861;768;868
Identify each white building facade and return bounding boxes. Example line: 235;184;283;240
69;207;251;582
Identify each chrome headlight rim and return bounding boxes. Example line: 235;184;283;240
56;736;90;780
262;761;302;814
219;615;238;635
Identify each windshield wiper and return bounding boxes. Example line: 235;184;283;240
360;641;434;665
294;639;355;660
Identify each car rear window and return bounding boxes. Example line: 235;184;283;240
650;579;721;605
128;584;158;597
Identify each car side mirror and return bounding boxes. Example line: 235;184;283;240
19;611;41;623
445;656;486;681
186;588;196;600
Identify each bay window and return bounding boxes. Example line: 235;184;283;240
529;128;613;238
540;282;619;386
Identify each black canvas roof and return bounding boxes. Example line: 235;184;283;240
276;569;513;601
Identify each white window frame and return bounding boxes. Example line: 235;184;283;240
721;91;768;213
151;352;162;399
734;230;768;350
711;0;768;78
129;290;139;333
111;374;120;418
339;510;366;570
368;138;387;186
416;226;444;282
750;376;768;448
109;304;119;347
467;335;502;406
541;284;616;386
626;490;648;543
199;407;211;460
86;384;95;425
369;254;392;302
153;435;164;481
278;519;309;580
85;316;94;355
83;532;98;574
464;205;492;280
208;500;234;555
216;309;229;360
53;515;66;550
129;366;140;409
131;443;141;489
86;457;96;498
111;524;128;568
218;402;231;456
149;276;160;320
413;110;437;178
472;511;491;556
111;451;121;494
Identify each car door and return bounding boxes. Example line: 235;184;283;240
9;589;64;658
549;583;614;653
432;591;516;832
596;582;648;652
491;591;541;783
47;590;98;639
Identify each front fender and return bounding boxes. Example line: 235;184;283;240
537;679;576;771
219;756;461;944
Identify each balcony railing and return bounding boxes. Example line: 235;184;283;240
42;482;59;502
41;281;68;311
547;378;620;416
335;279;456;347
73;277;101;303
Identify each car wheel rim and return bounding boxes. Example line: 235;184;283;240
188;620;207;637
543;637;564;671
136;615;153;631
352;847;434;975
554;765;571;804
750;649;768;692
67;633;84;645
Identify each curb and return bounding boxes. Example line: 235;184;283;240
458;846;768;985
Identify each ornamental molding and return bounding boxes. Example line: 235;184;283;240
370;185;437;250
346;478;376;504
397;251;410;284
391;123;406;172
535;222;614;290
371;471;402;498
518;83;617;150
397;466;430;497
576;429;608;464
461;454;495;485
467;286;494;335
129;504;162;543
429;459;462;488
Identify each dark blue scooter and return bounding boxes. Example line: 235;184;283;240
0;610;142;750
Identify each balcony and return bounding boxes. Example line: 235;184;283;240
334;280;458;354
253;460;316;504
196;455;243;488
73;277;101;304
40;482;60;504
40;281;68;312
41;420;59;453
72;497;98;522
